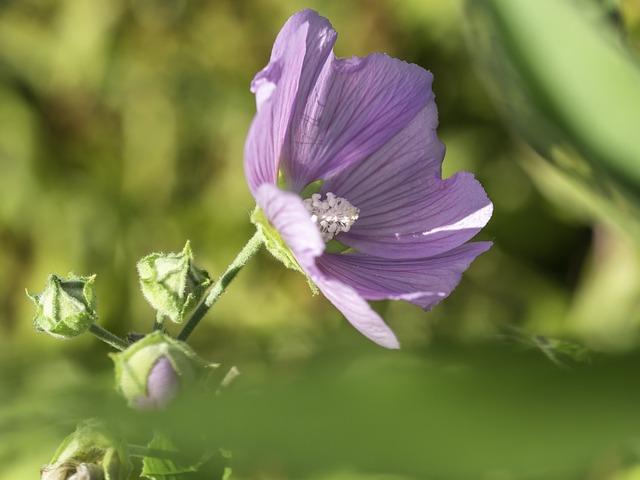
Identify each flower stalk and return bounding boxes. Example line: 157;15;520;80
177;231;264;341
153;312;165;331
89;323;129;351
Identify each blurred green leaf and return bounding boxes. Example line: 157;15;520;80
466;0;640;243
141;427;230;479
142;346;640;479
141;432;198;479
478;0;640;185
4;331;640;479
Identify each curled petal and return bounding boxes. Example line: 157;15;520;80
317;242;492;310
256;183;399;349
254;183;325;263
245;10;337;192
245;24;308;191
311;273;400;349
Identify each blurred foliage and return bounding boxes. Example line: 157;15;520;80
1;0;640;478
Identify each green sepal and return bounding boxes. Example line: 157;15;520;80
109;331;217;408
27;272;98;339
41;419;132;480
325;238;354;254
137;241;211;324
299;179;322;198
250;206;319;294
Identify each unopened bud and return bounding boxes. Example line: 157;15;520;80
28;273;98;339
40;420;131;480
137;241;211;323
110;331;216;408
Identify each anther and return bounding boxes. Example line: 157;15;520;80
302;192;359;242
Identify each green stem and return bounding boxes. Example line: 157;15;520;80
89;323;129;351
177;231;263;341
153;312;165;331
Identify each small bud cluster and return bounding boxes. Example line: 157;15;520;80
29;240;237;478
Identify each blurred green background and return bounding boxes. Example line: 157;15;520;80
2;0;640;478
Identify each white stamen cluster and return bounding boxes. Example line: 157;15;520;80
302;192;360;242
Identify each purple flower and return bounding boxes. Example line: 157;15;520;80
245;9;493;348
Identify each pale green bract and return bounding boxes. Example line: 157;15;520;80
250;206;319;294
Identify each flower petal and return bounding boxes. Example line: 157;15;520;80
254;183;325;262
317;242;492;310
323;100;443;193
336;170;493;259
256;183;399;349
245;10;337;192
284;52;435;191
311;273;401;349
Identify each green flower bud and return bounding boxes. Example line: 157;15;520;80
28;273;98;339
40;420;131;480
137;241;211;324
110;331;216;409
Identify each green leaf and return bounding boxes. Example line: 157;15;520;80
141;432;230;480
466;0;640;242
141;432;196;479
479;0;640;185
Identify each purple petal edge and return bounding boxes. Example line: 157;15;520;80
318;241;492;311
256;184;399;349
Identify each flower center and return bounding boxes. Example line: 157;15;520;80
302;192;359;242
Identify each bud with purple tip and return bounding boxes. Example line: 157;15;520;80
109;331;216;408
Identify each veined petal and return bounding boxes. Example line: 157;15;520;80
284;53;435;191
251;9;336;110
323;100;444;202
317;242;492;310
256;183;399;349
338;171;493;259
245;10;337;192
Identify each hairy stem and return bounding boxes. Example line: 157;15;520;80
88;323;129;351
177;231;263;341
